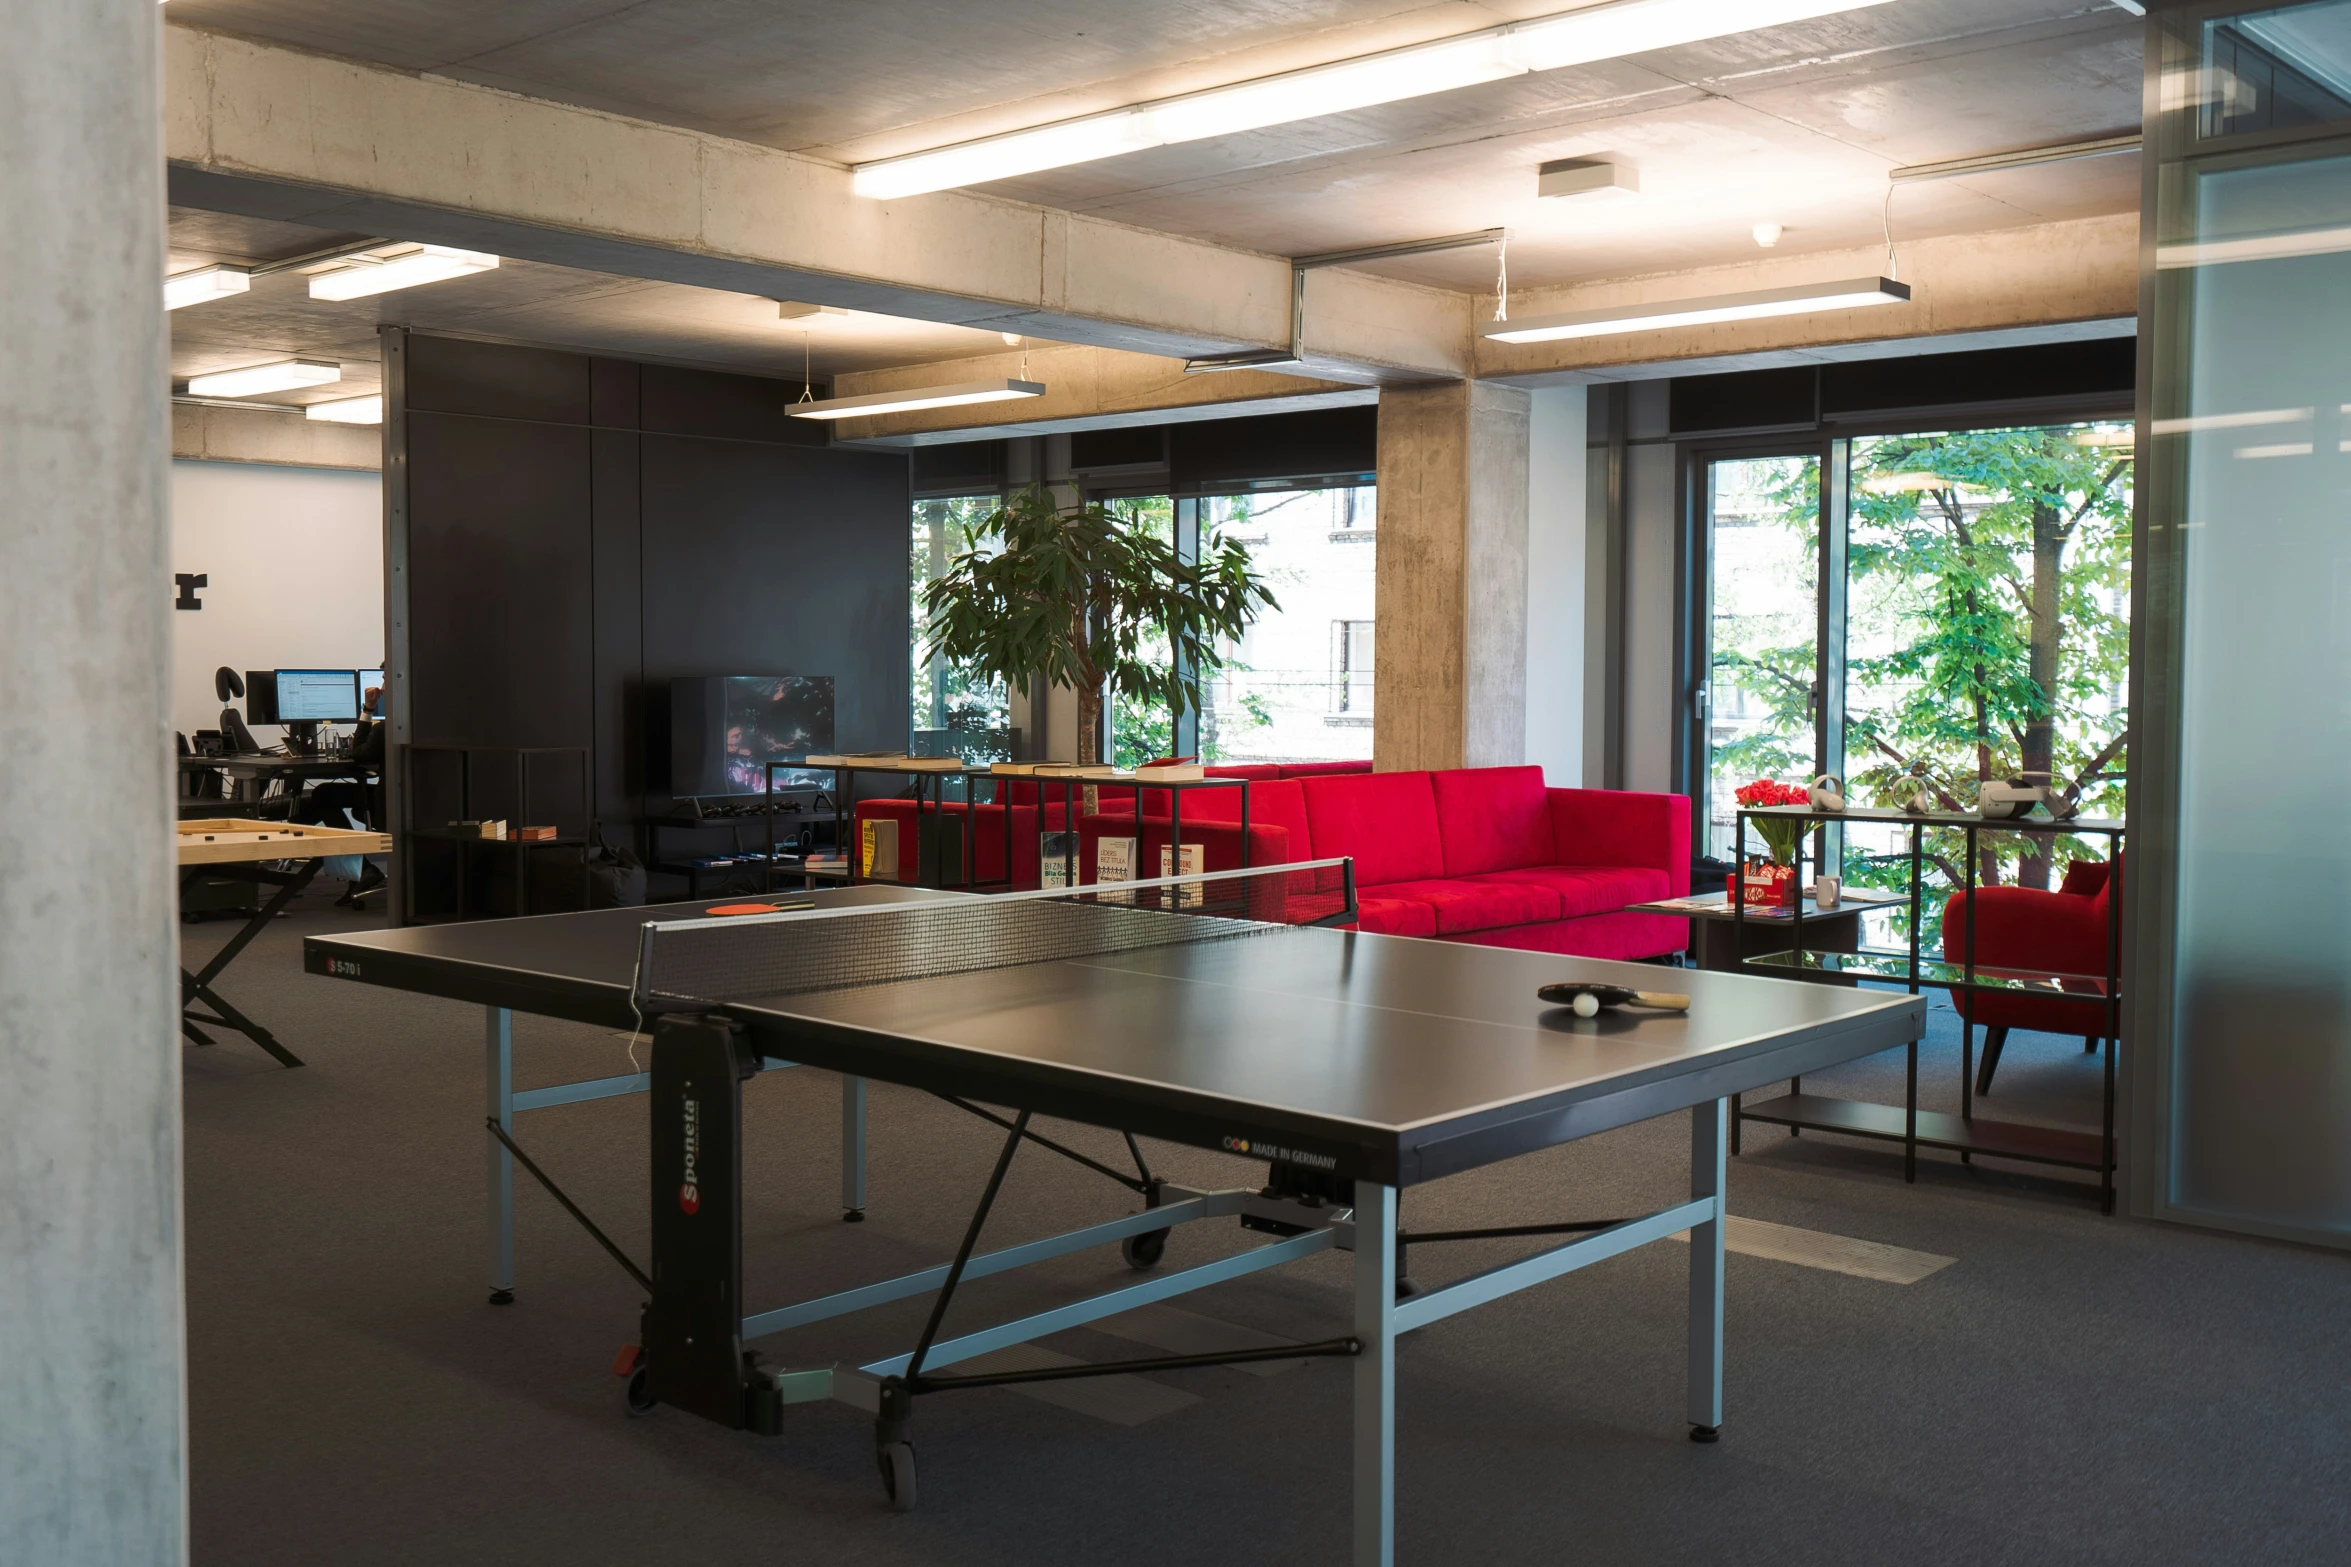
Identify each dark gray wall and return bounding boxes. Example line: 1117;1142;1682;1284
394;331;910;845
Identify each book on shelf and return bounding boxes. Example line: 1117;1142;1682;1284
1039;831;1078;889
1159;842;1205;905
1095;836;1136;884
1134;761;1205;782
1069;765;1130;781
858;818;900;881
989;761;1043;776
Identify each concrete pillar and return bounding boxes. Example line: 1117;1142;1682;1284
1372;381;1532;772
0;3;184;1564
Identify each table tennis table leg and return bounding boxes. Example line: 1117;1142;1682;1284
487;1006;515;1305
1687;1097;1726;1442
1352;1179;1396;1567
840;1074;868;1221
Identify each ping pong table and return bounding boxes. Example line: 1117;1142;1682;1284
306;859;1923;1566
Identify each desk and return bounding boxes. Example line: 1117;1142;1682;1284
180;752;375;817
179;817;392;1067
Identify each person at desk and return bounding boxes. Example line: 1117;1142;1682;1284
296;684;387;906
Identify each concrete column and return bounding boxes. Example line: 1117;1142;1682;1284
1372;381;1532;772
0;3;184;1564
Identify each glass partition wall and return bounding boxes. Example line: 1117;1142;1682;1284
2138;0;2351;1246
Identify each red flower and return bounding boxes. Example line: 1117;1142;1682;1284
1733;778;1811;808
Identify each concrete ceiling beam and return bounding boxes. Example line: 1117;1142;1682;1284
1475;212;2137;385
162;23;1468;383
821;343;1380;445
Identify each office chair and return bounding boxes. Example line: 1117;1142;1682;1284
215;667;261;755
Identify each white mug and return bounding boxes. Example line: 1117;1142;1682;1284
1815;875;1841;908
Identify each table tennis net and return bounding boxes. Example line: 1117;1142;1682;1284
633;858;1357;1013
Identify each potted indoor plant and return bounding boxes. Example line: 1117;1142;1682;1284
919;484;1277;766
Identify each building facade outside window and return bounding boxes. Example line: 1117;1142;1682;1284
1193;486;1375;765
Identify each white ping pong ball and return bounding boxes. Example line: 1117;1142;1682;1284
1572;992;1600;1018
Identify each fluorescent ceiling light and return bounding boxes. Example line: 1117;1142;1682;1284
1185;348;1306;374
1860;472;1982;495
185;359;342;397
853;0;1894;197
308;245;499;301
1537;158;1638;200
305;395;383;425
787;379;1045;421
2150;408;2310;434
1483;276;1909;344
165;264;250;310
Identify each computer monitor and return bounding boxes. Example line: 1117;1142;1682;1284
274;669;360;723
669;675;834;797
358;670;384;716
244;671;279;726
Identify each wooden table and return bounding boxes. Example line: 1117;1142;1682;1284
179;818;392;1067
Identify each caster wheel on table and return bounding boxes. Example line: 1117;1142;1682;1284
488;1288;514;1306
1121;1228;1169;1269
624;1362;657;1417
842;1208;866;1223
877;1441;918;1511
1688;1424;1719;1444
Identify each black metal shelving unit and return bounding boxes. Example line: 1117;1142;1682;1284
400;744;591;924
1730;803;2125;1212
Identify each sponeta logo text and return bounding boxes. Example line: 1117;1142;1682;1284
679;1096;701;1214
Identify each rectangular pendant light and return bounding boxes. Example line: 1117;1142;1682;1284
853;0;1891;198
186;359;343;397
1483;277;1910;344
305;395;383;425
787;379;1046;421
166;264;251;310
309;245;500;301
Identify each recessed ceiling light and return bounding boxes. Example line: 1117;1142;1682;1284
1752;222;1784;248
165;264;251;310
787;379;1046;421
1483;276;1910;343
853;0;1893;197
308;246;499;301
1537;158;1638;200
185;359;342;397
305;395;383;425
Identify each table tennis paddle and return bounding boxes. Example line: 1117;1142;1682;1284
705;901;814;917
1537;982;1692;1018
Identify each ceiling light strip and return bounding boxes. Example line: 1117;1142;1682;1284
853;0;1895;197
787;379;1046;421
185;359;343;397
1889;133;2141;184
1482;276;1909;344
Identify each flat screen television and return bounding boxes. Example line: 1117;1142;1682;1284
669;675;834;798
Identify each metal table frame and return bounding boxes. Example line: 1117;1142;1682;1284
1730;803;2125;1211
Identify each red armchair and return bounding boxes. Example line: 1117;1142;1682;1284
1940;858;2119;1096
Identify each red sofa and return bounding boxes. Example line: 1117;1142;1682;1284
1941;857;2119;1095
856;761;1690;961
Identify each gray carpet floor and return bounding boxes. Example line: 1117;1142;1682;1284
181;891;2351;1566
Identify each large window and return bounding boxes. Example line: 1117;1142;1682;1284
910;493;1009;760
913;481;1378;770
1194;485;1376;765
1697;423;2132;940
